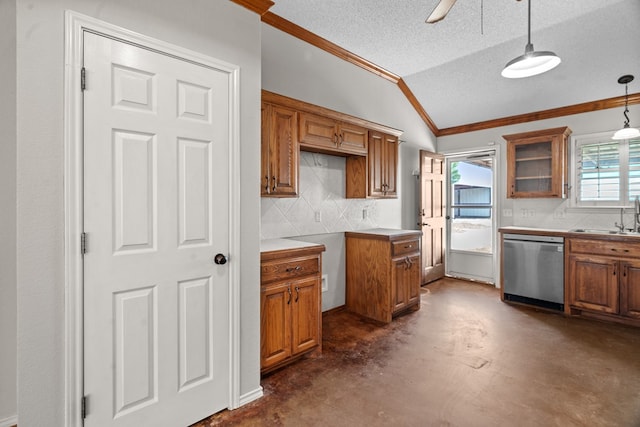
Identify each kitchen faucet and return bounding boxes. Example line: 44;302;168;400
635;196;640;232
615;207;625;232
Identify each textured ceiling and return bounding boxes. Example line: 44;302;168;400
268;0;640;130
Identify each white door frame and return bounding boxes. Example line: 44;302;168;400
63;11;242;426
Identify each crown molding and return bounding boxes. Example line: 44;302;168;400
437;93;640;137
230;0;274;16
397;79;438;136
261;11;400;84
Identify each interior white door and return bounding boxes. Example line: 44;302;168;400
83;32;231;426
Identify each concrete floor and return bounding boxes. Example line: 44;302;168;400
194;278;640;427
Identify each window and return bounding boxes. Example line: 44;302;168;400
573;131;640;207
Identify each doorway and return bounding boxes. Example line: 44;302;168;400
445;150;497;284
64;12;242;426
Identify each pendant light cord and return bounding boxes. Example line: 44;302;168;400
623;84;631;128
527;0;531;46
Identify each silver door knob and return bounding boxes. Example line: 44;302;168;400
214;253;227;265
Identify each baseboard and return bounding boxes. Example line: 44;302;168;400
237;386;263;408
0;415;18;427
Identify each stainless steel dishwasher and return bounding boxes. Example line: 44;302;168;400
502;233;564;311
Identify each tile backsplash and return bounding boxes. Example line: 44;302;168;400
261;151;381;239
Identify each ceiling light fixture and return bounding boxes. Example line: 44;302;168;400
612;74;640;140
501;0;561;79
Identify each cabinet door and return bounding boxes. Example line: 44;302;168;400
504;127;570;199
262;105;298;197
368;131;386;197
299;112;338;150
406;254;421;306
290;276;320;355
392;257;409;312
260;282;292;370
620;260;640;319
337;122;368;155
383;134;398;197
368;131;397;198
568;254;619;314
260;102;271;196
391;254;420;314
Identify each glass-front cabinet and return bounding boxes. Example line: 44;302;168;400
504;127;572;198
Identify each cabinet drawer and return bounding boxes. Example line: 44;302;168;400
391;238;420;257
261;256;319;283
568;239;640;258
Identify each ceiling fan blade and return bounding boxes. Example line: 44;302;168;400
426;0;457;23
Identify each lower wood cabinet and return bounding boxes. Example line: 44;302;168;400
567;238;640;323
346;230;422;323
260;243;325;374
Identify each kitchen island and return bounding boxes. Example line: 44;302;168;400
345;228;422;323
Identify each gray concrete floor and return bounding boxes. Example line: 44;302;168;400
195;278;640;427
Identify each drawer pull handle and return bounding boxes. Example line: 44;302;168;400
404;244;413;249
286;266;302;273
295;286;300;302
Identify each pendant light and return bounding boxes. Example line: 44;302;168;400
501;0;561;79
612;75;640;140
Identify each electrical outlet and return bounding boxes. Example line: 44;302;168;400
362;208;368;219
314;211;321;222
503;208;513;217
528;209;536;217
520;209;528;218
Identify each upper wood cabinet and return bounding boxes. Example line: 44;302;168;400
504;126;571;198
299;112;368;156
261;90;402;199
368;131;398;198
261;102;299;197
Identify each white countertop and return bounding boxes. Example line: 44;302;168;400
345;228;422;237
499;226;567;233
260;238;324;253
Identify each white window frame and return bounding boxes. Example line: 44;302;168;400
571;131;638;208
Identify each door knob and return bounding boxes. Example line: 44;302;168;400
418;222;430;226
214;253;227;265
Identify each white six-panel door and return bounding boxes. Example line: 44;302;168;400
83;31;231;426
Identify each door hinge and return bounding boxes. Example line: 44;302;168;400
81;232;87;255
81;395;87;419
81;67;86;91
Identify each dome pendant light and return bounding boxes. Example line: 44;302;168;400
612;75;640;140
501;0;561;79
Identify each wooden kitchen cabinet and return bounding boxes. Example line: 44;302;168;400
299;112;368;156
346;230;422;323
504;126;571;198
261;102;299;197
260;243;324;374
567;237;640;324
368;131;398;198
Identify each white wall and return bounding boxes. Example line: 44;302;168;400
15;1;261;425
438;104;640;232
0;1;17;425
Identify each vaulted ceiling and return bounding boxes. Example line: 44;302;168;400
239;0;640;136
